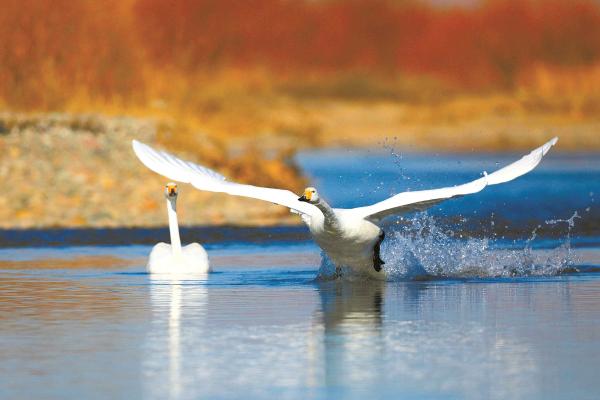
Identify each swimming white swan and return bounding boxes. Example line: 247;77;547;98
133;137;557;279
146;182;211;275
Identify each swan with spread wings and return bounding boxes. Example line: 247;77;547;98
132;137;557;279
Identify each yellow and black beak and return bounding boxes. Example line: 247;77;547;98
298;189;311;202
166;184;177;196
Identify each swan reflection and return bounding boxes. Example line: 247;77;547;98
310;281;385;389
311;281;548;398
144;273;209;399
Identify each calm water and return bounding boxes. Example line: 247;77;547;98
1;149;599;399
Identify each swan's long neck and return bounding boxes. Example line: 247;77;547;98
167;197;182;257
315;199;338;227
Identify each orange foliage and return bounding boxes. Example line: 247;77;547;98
417;0;600;87
1;0;600;109
0;0;142;108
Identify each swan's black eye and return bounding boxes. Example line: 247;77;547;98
312;190;316;193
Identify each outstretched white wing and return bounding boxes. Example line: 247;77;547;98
352;137;558;222
132;140;320;217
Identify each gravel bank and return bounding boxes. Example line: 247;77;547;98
0;113;304;228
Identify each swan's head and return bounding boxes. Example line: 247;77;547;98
298;187;320;204
164;182;178;199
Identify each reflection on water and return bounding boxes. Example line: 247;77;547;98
144;274;209;400
0;252;599;399
316;281;385;393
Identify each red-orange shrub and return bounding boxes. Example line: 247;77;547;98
1;0;600;109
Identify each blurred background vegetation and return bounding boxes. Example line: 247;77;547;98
0;0;599;227
2;0;600;110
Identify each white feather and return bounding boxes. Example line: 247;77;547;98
352;137;558;222
132;140;319;217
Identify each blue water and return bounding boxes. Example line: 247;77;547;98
0;149;599;399
297;149;599;236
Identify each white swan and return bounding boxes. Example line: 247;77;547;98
146;182;211;275
133;137;557;279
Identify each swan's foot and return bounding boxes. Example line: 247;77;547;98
373;230;385;272
334;266;343;279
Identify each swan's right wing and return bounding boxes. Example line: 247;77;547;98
351;137;558;222
132;140;320;217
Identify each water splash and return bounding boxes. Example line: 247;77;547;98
318;211;583;281
381;137;418;188
383;212;581;280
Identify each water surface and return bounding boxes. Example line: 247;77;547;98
1;149;599;399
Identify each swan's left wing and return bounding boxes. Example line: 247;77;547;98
132;140;320;218
351;137;558;222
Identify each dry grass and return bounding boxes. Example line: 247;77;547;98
126;66;600;153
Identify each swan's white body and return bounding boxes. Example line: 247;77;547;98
147;184;211;275
133;137;558;279
307;205;383;277
147;242;210;274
